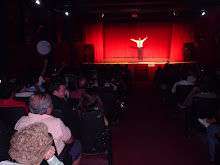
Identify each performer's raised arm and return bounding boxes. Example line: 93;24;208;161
142;36;148;42
130;38;138;43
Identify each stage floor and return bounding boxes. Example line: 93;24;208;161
84;58;197;65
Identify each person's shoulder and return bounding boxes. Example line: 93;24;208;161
11;99;27;106
48;115;64;124
0;160;19;165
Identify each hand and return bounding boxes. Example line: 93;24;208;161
44;146;55;160
193;87;198;92
206;118;216;124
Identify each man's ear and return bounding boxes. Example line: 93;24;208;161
45;107;52;115
45;108;50;115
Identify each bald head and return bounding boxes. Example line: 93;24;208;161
29;92;52;115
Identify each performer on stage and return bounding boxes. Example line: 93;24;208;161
130;36;148;60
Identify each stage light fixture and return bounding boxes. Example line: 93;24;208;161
65;11;69;16
35;0;40;5
201;10;206;16
99;12;104;18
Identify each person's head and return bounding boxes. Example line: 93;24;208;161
76;88;99;112
77;76;88;89
15;80;26;93
9;122;53;165
0;83;15;99
49;80;67;98
98;77;106;88
138;37;141;40
29;92;53;115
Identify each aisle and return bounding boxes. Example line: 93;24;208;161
112;81;211;165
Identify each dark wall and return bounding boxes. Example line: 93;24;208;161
195;7;220;69
0;1;9;73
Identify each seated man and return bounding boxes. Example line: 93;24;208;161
182;82;216;108
0;122;63;165
49;80;80;138
171;74;195;94
14;92;81;165
0;83;29;114
15;80;34;98
198;108;220;162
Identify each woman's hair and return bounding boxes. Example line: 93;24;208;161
9;122;52;165
76;88;99;115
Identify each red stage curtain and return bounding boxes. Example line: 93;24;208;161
104;22;172;59
83;22;194;62
83;22;103;62
169;23;195;61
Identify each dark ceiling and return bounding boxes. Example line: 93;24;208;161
34;0;220;21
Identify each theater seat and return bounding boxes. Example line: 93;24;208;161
80;110;112;165
0;107;26;129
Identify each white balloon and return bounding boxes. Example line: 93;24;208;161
37;40;51;55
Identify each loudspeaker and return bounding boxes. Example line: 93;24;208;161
183;42;195;61
84;44;94;62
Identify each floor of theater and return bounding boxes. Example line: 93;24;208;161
111;80;212;165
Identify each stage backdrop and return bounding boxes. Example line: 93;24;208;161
83;22;195;62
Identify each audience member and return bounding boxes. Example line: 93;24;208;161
14;92;82;165
0;83;29;114
49;80;81;138
69;76;88;99
76;88;109;126
0;122;63;165
26;59;48;92
171;73;195;94
15;80;34;98
198;108;220;161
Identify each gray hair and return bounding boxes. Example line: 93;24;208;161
29;92;52;115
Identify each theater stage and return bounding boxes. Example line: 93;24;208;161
83;58;197;80
83;58;197;65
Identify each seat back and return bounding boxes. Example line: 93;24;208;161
0;107;26;129
80;110;107;154
68;98;80;108
0;120;15;161
103;92;119;123
191;97;220;119
14;97;30;105
175;85;194;103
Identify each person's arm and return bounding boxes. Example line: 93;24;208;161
142;36;148;42
104;115;109;126
55;61;66;76
58;119;74;144
63;135;74;144
44;146;64;165
40;59;48;78
171;83;178;93
206;118;216;124
130;38;138;43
